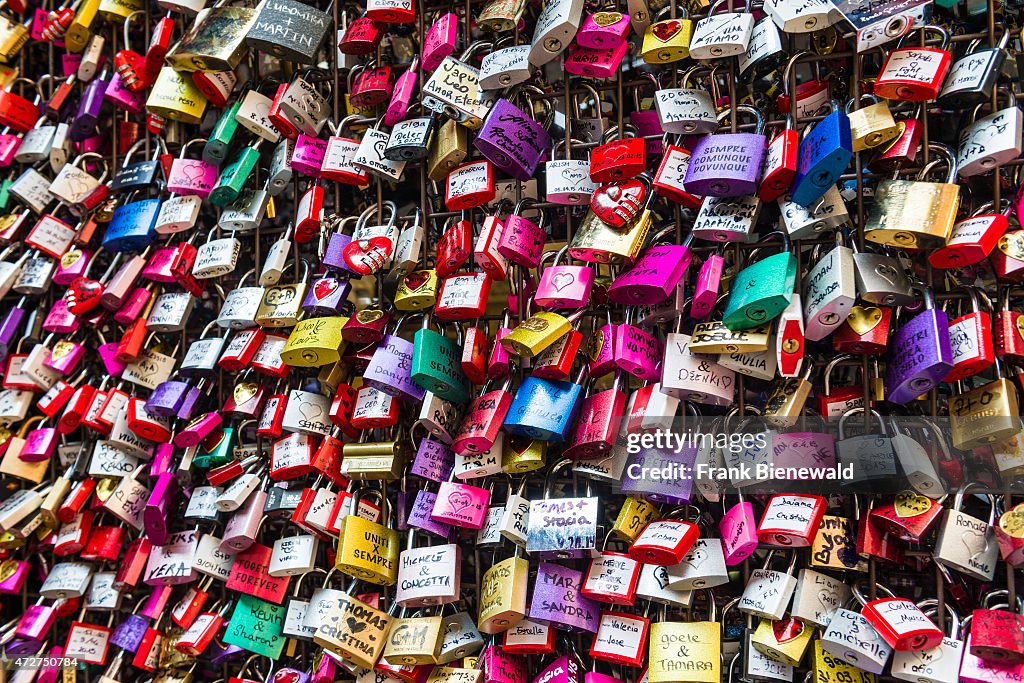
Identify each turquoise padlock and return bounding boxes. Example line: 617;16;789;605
411;314;470;405
723;231;796;331
209;138;264;207
102;195;161;252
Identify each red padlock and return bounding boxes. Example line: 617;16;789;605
446;160;495;211
931;204;1009;269
351;64;393;108
581;549;641;605
860;588;944;651
628;517;699;565
218;329;266;372
759;119;799;202
589;134;646;183
868;116;923;173
295;182;325;243
653;144;702;208
944;288;994;382
434;272;492;321
436;218;473;278
338;15;383;54
757;493;827;547
869;491;945;543
873;26;952;102
462;326;489;385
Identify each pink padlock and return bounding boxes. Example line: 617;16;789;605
98;341;127;377
174;411;222;448
576;10;631;48
488;323;513;381
613;315;661;380
43;299;81;335
383;57;419;127
498;200;546;268
535;247;594;309
431;479;490;529
17;599;61;640
44;339;85;374
607;236;692;306
114;287;153;325
20;423;59;462
720;495;759;565
589;317;618;378
141;245;179;283
104;72;146;114
0;559;28;593
53;248;93;285
291;134;327;178
422;13;457;71
691;253;724;319
564;42;629;79
0;128;22;166
61;53;80;77
166;139;218;198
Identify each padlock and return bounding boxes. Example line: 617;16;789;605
937;31;1011;110
875;26;952;101
803;231;856;342
930;201;1010;269
885;287;954;404
956;92;1024;178
846;94;900;153
688;0;753;59
640;7;693;63
820;584;894;674
723;231;796;331
684;105;767;197
933;483;999;582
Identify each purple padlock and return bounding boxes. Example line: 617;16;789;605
207;639;247;665
7;638;43;656
144;473;177;545
683;104;767;198
110;612;150;652
613;318;662;380
322;229;353;272
364;327;426;402
620;443;697;505
302;275;351;315
608;241;693;306
21;425;58;462
528;563;600;633
177;382;209;421
114;287;153;325
410;437;454;482
475;98;552;181
885;289;953;404
103;72;146;114
71;74;107;142
53;249;92;285
43;299;80;335
146;380;191;418
291;134;327;178
407;489;453;538
0;304;27;357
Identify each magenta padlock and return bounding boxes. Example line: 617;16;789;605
475;98;552;181
431;480;490;529
43;300;80;335
608;241;692;306
151;443;175;477
114;287;153;325
452;381;513;455
44;340;85;374
489;326;513;380
589;319;618;377
272;668;310;683
98;341;127;377
79;134;105;155
310;650;338;683
17;600;59;641
564;42;629;79
532;656;579;683
53;249;93;285
565;372;626;460
577;10;630;47
291;135;327;178
529;563;600;633
720;497;759;565
423;12;457;70
771;432;836;471
383;57;419;127
144;473;177;545
142;246;179;283
141;584;172;620
482;645;527;683
411;437;454;482
62;53;80;76
0;559;28;594
110;613;150;652
166;148;218;199
408;489;453;538
174;411;222;448
691;254;724;319
147;380;191;418
535;247;594;309
498;205;546;269
0;129;22;166
302;276;351;316
20;424;59;462
613;317;661;380
886;288;953;404
683;105;767;197
104;71;146;114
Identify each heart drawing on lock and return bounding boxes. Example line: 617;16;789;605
652;20;681;42
273;672;302;683
682;546;707;569
447;490;472;513
313;278;339;301
373;138;389;161
551;271;576;292
346;616;367;634
179;161;207;183
404;270;430;291
816;588;839;613
298;398;324;421
1000;503;1024;538
772;618;804;643
60;249;83;270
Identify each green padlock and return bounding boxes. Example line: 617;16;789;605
209;138;264;207
222;593;288;659
205;100;242;165
0;177;11;211
411;314;471;405
723;230;797;331
192;425;237;468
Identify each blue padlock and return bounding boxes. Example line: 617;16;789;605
790;100;853;208
102;197;161;252
503;369;585;441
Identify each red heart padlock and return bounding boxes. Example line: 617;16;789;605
651;20;681;41
590;179;648;229
343;237;392;275
312;279;339;301
41;7;75;41
66;278;105;316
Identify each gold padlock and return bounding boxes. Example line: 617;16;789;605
477;0;526;31
280;316;349;367
950;373;1020;451
382;613;444;665
502;435;547;473
146;67;209;125
335;488;400;585
394;269;439;310
750;616;815;666
687;321;771;354
65;0;101;52
0;419;46;483
846;94;901;152
341;431;411;481
569;208;651;265
813;641;878;683
0;15;29;63
763;364;814;427
428;119;468;181
254;261;309;328
98;0;143;20
641;8;694;64
315;590;393;669
648;609;721;683
477;554;529;634
165;4;256;72
864;142;960;250
612;496;659;543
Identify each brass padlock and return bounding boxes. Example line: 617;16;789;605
477;552;529;634
428;119;469;181
846;94;900;153
949;361;1021;451
335;488;399;586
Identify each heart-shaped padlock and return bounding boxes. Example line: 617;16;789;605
65;278;105;315
589;178;648;229
343;237;393;275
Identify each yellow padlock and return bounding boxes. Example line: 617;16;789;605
336;488;400;586
280;316;349;367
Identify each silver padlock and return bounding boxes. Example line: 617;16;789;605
479;45;533;90
193;231;241;280
155;195;203;234
933;483;998;581
692;194;762;242
666;537;729;590
146;291;195;333
688;0;754;59
528;0;584;66
956;94;1024;178
278;70;331;137
654;67;718;136
819;584;895;675
260;225;294;286
803;231;856;342
738;550;798;620
778;186;849;240
216;270;264;329
852;246;915;306
791;568;851;630
660;331;736;406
